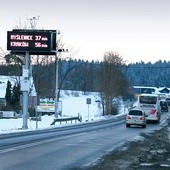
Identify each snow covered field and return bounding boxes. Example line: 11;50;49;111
0;91;127;134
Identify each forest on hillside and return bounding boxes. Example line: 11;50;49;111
0;58;170;98
125;60;170;87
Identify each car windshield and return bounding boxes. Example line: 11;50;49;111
129;110;143;116
139;96;157;104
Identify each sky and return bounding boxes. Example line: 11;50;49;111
1;0;170;63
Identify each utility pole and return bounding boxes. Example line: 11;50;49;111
22;16;39;128
55;30;60;118
55;47;59;118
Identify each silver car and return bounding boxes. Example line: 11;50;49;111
126;108;146;128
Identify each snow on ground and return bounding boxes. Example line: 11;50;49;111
0;91;128;134
61;91;102;118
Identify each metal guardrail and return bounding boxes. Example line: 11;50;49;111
51;114;82;125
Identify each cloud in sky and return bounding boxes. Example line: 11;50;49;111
1;0;170;63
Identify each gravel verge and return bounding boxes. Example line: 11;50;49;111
85;124;170;170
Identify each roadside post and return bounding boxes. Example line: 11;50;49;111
86;98;91;121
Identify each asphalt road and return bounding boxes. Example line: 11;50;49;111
0;112;169;170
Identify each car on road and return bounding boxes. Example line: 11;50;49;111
126;108;146;128
160;100;168;112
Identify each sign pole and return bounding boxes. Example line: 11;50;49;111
86;98;91;121
7;29;57;129
22;51;29;129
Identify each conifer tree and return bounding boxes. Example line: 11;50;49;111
5;80;12;107
11;83;21;110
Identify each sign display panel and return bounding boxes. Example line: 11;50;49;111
7;30;56;55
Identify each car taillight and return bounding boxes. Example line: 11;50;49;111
140;116;145;120
156;112;159;117
126;116;131;120
150;109;156;114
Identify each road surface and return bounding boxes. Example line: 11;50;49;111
0;112;169;170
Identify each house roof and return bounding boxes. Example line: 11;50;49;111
133;86;170;94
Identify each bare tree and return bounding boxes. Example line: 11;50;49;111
0;47;7;65
99;51;129;115
4;16;39;71
57;47;79;99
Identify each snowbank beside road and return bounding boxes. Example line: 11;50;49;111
0;91;128;134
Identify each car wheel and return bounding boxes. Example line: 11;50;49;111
142;125;146;128
126;124;130;128
157;119;160;124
